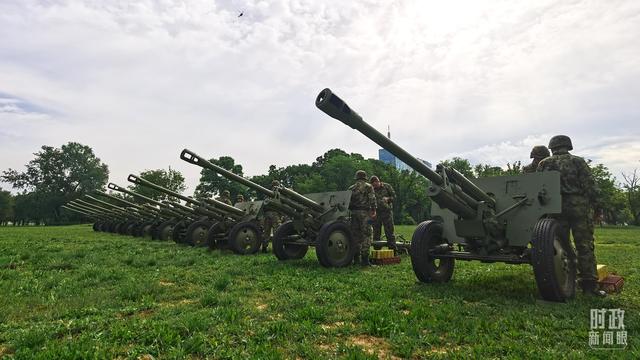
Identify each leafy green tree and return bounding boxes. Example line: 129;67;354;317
129;167;186;202
474;164;504;178
440;157;474;178
1;142;109;224
193;157;252;201
622;170;640;225
0;189;14;225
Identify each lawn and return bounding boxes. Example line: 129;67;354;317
0;225;637;359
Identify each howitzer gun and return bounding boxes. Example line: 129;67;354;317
106;183;190;239
181;148;354;267
317;88;573;301
127;174;253;251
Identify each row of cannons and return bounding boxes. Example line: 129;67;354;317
66;88;575;302
64;151;356;267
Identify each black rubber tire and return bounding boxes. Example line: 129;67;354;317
272;221;308;261
140;222;155;238
315;221;355;268
171;220;189;244
155;220;176;241
184;220;212;247
410;221;454;283
107;222;118;233
125;222;137;236
228;221;263;255
531;218;576;302
92;222;100;232
207;222;228;249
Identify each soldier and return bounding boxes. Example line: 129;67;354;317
236;194;245;203
261;180;282;253
523;145;550;173
349;170;377;266
370;176;397;252
537;135;606;297
215;190;232;206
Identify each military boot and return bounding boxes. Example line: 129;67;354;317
361;254;371;267
581;280;607;298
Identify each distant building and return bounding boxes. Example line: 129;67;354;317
377;127;432;171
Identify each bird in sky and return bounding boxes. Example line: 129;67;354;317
238;11;243;17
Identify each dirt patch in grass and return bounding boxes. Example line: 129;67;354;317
348;335;401;359
137;354;155;360
159;281;175;286
256;302;268;311
0;346;15;356
320;321;344;331
425;344;462;355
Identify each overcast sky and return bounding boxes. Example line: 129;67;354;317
1;0;639;193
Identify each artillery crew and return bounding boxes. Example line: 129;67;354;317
261;180;282;253
537;135;606;297
370;176;397;252
523;145;550;173
216;190;232;206
236;194;245;203
349;170;377;266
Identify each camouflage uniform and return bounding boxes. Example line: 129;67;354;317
216;190;232;206
537;136;600;293
371;179;396;249
236;195;245;203
349;171;377;261
523;145;550;173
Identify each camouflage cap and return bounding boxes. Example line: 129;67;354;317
354;170;367;180
370;175;380;183
236;194;244;201
271;180;280;187
530;145;550;159
548;135;573;151
222;190;231;197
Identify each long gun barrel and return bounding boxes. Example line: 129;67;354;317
316;88;494;219
108;183;184;218
127;174;245;217
181;149;275;198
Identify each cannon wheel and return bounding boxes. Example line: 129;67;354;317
155;220;176;241
171;220;190;244
410;221;454;283
92;222;100;232
273;221;308;261
139;222;154;238
228;221;262;255
207;222;228;249
315;221;355;268
531;218;576;302
185;220;211;247
125;222;138;236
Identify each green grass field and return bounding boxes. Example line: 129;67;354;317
0;225;637;359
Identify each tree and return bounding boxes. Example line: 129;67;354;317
622;170;640;225
1;142;109;224
474;164;504;178
440;157;474;178
193;157;252;201
0;189;14;225
129;167;186;202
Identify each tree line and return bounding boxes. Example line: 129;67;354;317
1;142;639;226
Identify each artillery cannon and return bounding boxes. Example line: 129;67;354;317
67;198;128;233
82;195;148;235
317;88;573;302
62;204;107;231
93;191;162;236
181;149;355;267
127;174;257;253
107;183;187;239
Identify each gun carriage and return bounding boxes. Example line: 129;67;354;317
317;88;573;301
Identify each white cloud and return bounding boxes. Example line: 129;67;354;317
0;0;639;192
